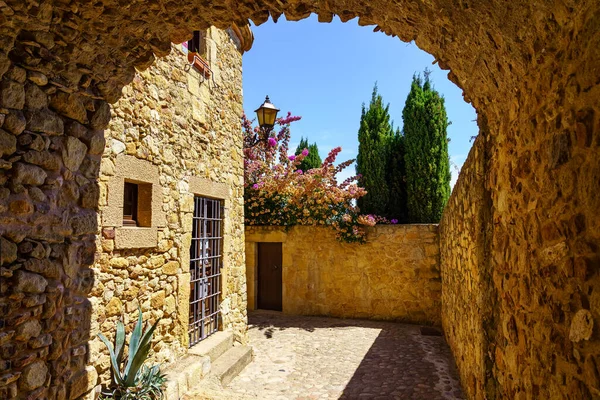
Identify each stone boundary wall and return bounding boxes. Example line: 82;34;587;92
439;136;493;399
245;225;441;325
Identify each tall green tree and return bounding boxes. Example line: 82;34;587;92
402;72;451;223
294;137;322;171
385;127;408;222
356;84;394;216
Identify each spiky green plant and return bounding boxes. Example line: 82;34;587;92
98;308;165;399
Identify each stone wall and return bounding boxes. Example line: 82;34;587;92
439;136;493;399
0;39;112;400
441;90;600;399
245;225;441;325
0;26;248;399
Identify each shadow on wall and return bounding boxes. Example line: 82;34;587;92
0;18;111;398
0;97;102;398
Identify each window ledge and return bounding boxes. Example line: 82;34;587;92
115;226;158;249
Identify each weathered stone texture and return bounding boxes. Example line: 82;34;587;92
246;225;441;325
89;29;248;389
440;136;492;399
1;0;599;398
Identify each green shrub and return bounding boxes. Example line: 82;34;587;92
98;309;166;400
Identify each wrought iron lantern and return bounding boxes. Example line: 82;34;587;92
254;96;280;130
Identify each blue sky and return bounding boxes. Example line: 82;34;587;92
242;15;478;188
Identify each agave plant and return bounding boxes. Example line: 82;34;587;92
98;308;166;399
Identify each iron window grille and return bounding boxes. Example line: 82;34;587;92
189;196;223;346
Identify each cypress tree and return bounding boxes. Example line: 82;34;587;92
402;72;451;223
295;137;322;171
356;84;393;216
385;127;408;222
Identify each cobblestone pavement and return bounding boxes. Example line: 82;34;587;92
189;311;464;400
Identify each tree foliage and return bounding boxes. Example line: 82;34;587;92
294;137;322;172
356;84;408;221
356;84;394;216
402;72;451;223
385;128;408;222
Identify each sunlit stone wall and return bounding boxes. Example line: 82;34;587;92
245;225;441;325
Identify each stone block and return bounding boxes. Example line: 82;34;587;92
50;92;88;124
0;236;17;265
114;227;158;249
68;366;98;400
18;360;47;391
0;79;25;109
3;110;26;135
151;290;166;308
105;297;123;316
0;128;16;156
163;261;179;275
27;71;48;86
25;108;64;135
14;270;48;293
62;136;88;171
569;309;594;342
24;83;48;109
15;320;42;341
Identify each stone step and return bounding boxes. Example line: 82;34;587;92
210;345;253;387
188;330;234;362
164;354;211;400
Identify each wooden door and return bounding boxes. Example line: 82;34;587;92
257;242;282;311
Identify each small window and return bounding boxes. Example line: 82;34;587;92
184;30;211;79
188;30;207;56
123;181;152;227
123;182;138;226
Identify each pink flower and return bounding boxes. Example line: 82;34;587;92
288;155;296;161
268;137;277;147
301;148;309;157
252;184;259;189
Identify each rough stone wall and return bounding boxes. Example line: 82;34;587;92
484;33;600;398
440;136;493;399
91;28;248;385
441;72;600;399
245;225;441;325
0;38;110;400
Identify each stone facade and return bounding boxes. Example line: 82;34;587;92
2;0;600;399
91;29;249;386
245;225;441;325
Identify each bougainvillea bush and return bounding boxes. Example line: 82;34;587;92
243;113;377;243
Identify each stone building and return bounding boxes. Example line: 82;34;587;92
0;23;254;399
90;25;255;391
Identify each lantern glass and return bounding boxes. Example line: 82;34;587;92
254;96;280;129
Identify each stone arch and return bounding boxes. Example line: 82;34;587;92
1;1;599;399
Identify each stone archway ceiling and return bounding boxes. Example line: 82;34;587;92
2;0;598;110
